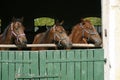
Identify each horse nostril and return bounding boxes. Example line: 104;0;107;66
94;39;102;47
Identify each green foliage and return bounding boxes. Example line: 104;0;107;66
34;17;55;27
84;17;101;26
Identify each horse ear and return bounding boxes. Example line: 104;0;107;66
80;18;84;22
60;20;64;25
12;17;16;22
52;25;56;31
21;17;24;22
55;20;64;26
55;20;59;26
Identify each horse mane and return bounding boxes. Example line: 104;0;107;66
12;17;24;23
80;19;91;24
32;27;53;50
1;25;10;41
39;28;50;43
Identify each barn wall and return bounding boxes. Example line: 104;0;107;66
102;0;120;80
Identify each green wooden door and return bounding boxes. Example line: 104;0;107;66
0;49;104;80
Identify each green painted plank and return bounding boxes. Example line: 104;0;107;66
15;51;23;80
61;50;67;80
30;51;39;80
87;50;94;80
22;51;30;80
67;50;74;80
53;50;60;80
17;75;59;79
2;51;9;80
0;49;104;80
46;59;104;63
74;50;81;80
40;50;47;80
94;49;104;80
9;51;15;80
81;50;87;80
47;50;54;80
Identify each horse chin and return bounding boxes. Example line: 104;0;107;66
65;43;72;48
94;42;102;47
89;39;102;47
15;41;27;48
16;44;27;48
59;42;72;49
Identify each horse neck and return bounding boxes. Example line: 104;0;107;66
41;30;53;43
69;25;83;43
0;26;14;50
32;30;54;50
0;27;13;44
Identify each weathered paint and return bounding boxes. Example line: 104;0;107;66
102;0;120;80
0;49;104;80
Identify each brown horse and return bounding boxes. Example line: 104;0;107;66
69;19;102;47
0;17;27;50
31;21;72;50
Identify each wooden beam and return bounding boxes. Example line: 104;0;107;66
0;44;96;48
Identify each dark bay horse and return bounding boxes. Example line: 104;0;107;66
69;19;102;47
0;17;27;50
31;21;72;50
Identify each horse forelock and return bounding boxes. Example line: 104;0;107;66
12;17;23;23
52;25;56;31
80;20;93;29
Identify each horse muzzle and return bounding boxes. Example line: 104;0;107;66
93;39;102;47
21;40;27;47
15;39;27;48
60;38;72;48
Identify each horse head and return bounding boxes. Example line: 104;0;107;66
10;17;27;48
80;19;102;46
50;21;72;48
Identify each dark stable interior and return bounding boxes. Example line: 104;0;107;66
0;0;101;50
